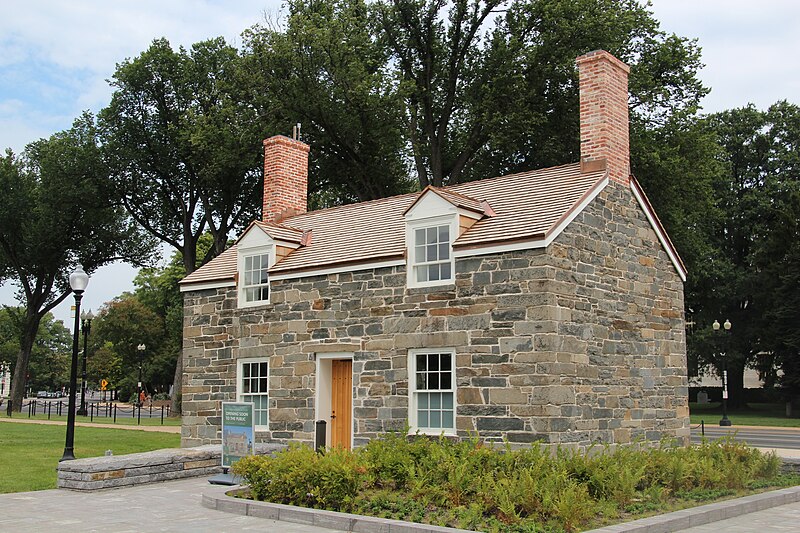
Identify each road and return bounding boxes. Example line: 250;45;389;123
691;425;800;450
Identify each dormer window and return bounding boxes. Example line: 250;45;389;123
242;252;270;303
235;220;307;308
404;186;488;289
413;225;452;283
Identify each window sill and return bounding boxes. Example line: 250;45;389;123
408;428;457;437
237;300;271;309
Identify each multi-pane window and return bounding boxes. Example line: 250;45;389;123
414;225;452;283
243;253;269;303
411;351;455;433
239;359;269;427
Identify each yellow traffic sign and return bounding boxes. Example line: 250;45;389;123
100;379;108;391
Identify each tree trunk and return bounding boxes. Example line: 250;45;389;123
170;349;182;416
9;311;42;412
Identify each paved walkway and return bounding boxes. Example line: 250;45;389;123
0;477;341;533
682;500;800;532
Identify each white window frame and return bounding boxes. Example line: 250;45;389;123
406;215;457;288
408;348;457;436
237;357;270;431
238;245;272;308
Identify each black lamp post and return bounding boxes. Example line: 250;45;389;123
77;310;94;416
61;264;89;462
713;319;733;427
0;362;7;398
137;343;145;407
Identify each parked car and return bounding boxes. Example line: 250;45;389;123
37;391;49;398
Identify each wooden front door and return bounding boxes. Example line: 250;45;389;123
330;359;352;449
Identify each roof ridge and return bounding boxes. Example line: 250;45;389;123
447;161;582;192
431;186;484;203
282;191;419;222
254;219;305;233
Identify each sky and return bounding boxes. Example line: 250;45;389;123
1;0;799;330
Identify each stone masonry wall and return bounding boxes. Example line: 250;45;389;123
181;181;689;448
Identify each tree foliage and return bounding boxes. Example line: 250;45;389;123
679;102;800;406
100;37;264;273
0;114;154;410
0;308;71;393
242;0;413;207
91;296;165;399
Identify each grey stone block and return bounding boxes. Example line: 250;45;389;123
216;498;247;516
278;506;316;525
246;502;280;519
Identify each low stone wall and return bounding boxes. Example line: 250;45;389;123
57;443;284;491
781;458;800;475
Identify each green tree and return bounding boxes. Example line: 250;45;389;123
687;102;800;408
0;114;154;411
86;342;122;395
746;102;800;406
0;308;71;393
100;37;263;274
242;0;413;207
100;38;265;411
371;0;707;186
91;296;165;401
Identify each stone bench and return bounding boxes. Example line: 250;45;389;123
57;443;285;491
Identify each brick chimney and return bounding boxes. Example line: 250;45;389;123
576;50;631;185
262;135;310;224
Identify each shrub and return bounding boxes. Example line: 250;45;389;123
232;444;365;511
235;433;787;532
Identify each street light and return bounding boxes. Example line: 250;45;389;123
713;319;733;427
61;264;89;462
136;344;145;407
77;310;94;416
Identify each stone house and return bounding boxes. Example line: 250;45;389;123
179;50;690;450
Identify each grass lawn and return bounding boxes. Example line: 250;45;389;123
2;412;182;427
0;423;180;493
689;402;800;427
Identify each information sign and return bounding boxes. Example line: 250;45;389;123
221;402;255;469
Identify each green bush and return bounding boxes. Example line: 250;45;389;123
232;444;365;511
234;434;791;532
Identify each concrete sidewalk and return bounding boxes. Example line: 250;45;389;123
0;476;339;533
681;500;800;532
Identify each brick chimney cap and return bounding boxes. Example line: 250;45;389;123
262;135;311;152
576;50;630;74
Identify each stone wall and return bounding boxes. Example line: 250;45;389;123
57;445;222;490
182;181;689;448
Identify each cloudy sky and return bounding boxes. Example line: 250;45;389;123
1;0;799;328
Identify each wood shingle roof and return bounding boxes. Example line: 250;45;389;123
181;162;607;286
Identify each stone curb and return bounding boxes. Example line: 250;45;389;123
201;489;473;533
203;484;800;533
586;484;800;532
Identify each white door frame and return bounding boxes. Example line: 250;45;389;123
314;352;354;449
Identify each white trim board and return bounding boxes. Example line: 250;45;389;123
179;280;235;293
270;258;406;281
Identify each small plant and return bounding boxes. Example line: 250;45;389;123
236;433;789;532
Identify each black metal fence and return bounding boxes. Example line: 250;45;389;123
3;399;172;425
